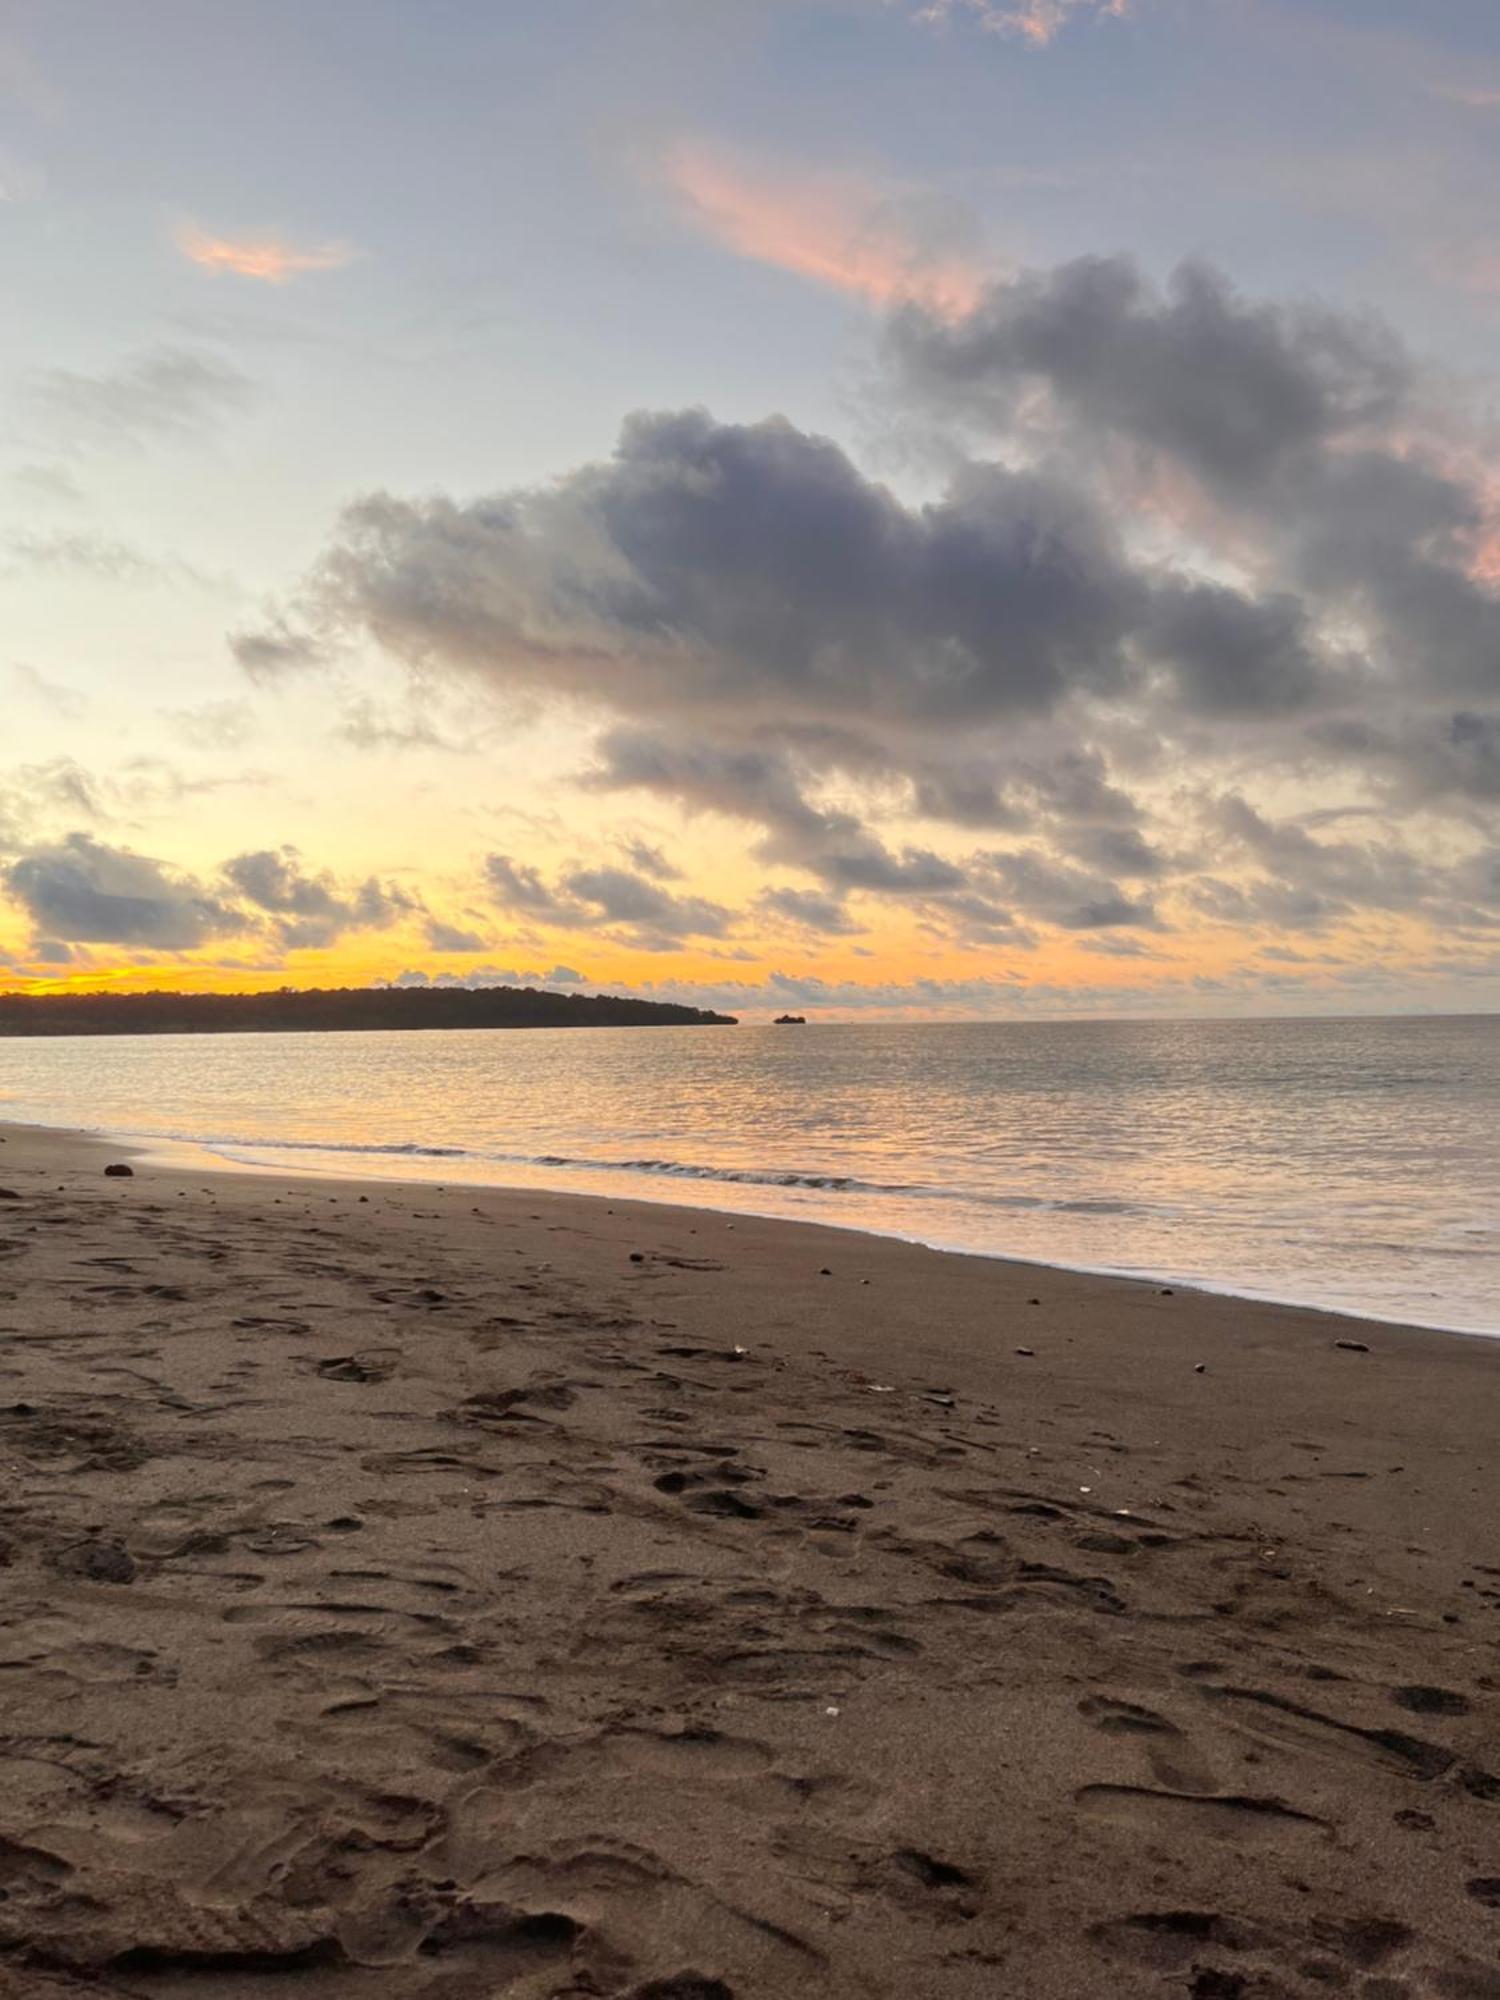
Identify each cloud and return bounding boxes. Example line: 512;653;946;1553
259;408;1139;732
9;664;86;719
220;846;418;949
175;221;358;284
237;251;1500;961
9;462;84;505
661;139;986;316
889;255;1410;501
160;700;257;751
757;886;865;934
28;345;252;450
1428;84;1500;110
228;618;328;680
0;760;104;847
335;696;473;753
0;818;427;961
389;963;587;991
4;834;241;949
912;0;1130;46
618;837;681;880
0;530;155;582
484;852;733;949
425;919;490;952
974;848;1157;928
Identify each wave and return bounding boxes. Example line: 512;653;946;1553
528;1153;915;1194
163;1130;1149;1215
89;1127;473;1162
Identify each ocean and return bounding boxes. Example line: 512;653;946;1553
2;1013;1496;1336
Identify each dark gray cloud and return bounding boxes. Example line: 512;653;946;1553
974;849;1159;929
269;409;1141;731
230;252;1500;952
484;851;733;948
889;256;1409;501
0;817;425;961
757;885;864;934
890;256;1500;784
1144;581;1332;716
5;834;240;948
220;846;418;949
592;726;970;897
425;918;489;952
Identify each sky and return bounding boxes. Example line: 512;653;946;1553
3;0;1500;1021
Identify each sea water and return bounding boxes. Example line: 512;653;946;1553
2;1014;1496;1335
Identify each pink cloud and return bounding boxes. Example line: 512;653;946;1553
176;222;357;284
662;141;988;318
1428;84;1500;110
912;0;1130;48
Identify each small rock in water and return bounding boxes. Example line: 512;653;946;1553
0;1188;20;1201
1160;1288;1174;1297
629;1251;646;1263
1335;1339;1370;1353
819;1266;832;1277
1195;1363;1207;1374
1015;1346;1035;1357
103;1163;134;1178
1027;1297;1041;1307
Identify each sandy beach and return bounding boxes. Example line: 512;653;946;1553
0;1118;1498;1999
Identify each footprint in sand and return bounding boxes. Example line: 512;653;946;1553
1079;1694;1220;1792
1075;1784;1332;1843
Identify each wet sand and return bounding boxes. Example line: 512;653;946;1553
1;1118;1498;1998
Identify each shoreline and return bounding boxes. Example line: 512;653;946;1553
6;1111;1495;1345
4;1119;1500;1994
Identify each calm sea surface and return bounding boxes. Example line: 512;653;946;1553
2;1015;1496;1335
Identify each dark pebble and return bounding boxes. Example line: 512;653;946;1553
1015;1347;1035;1357
0;1188;19;1201
629;1251;645;1263
1335;1339;1370;1353
56;1541;136;1584
103;1163;134;1178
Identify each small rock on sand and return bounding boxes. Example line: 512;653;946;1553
54;1541;136;1584
103;1163;134;1178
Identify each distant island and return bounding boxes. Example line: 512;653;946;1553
773;1013;808;1025
0;985;738;1038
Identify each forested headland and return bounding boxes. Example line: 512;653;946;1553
0;986;737;1037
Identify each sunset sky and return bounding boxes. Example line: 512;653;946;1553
4;0;1500;1019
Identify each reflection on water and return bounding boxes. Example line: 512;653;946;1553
2;1014;1497;1334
